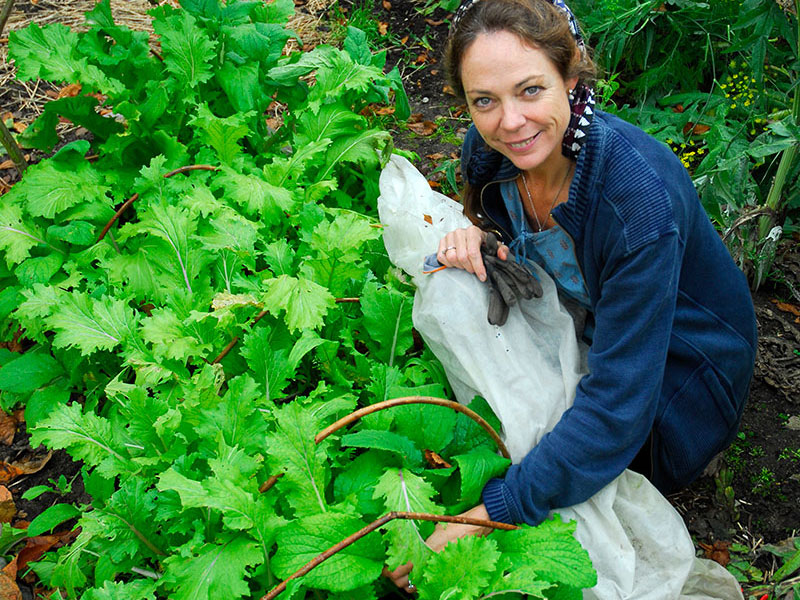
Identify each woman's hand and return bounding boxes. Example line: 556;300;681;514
382;504;494;594
437;227;509;282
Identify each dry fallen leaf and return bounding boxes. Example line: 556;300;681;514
17;529;79;571
57;83;82;99
0;411;17;445
11;122;26;133
698;540;731;566
424;449;452;469
0;450;53;484
0;556;21;600
425;18;445;26
400;35;409;45
683;122;710;135
426;153;446;161
378;22;388;35
427;180;441;188
382;0;391;9
772;299;800;316
442;84;455;96
407;120;437;136
0;160;15;170
423;214;433;225
0;486;16;523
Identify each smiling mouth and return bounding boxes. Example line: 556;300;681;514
507;133;540;149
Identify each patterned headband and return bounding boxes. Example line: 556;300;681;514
452;0;585;51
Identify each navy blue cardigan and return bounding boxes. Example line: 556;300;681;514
469;111;758;525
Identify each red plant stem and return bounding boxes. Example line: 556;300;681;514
97;193;138;242
334;297;360;303
315;396;510;459
261;511;518;600
163;164;218;178
211;310;268;364
97;165;217;243
258;473;284;494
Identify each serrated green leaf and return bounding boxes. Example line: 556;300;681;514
80;579;158;600
191;104;251;165
30;402;135;478
211;168;294;221
0;351;63;393
47;292;139;354
80;478;166;561
261;274;335;332
319;128;391;181
265;401;330;515
494;515;596;590
373;468;439;570
8;23;123;93
272;513;384;592
153;12;217;88
420;536;501;600
160;536;263;600
0;203;50;266
5;150;110;220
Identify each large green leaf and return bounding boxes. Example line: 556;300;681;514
160;536;263;600
265;401;330;515
29;402;135;478
153;11;217;89
0;351;63;393
272;513;385;592
419;535;501;600
359;281;413;366
260;274;335;332
46;292;139;355
373;468;439;571
495;515;597;590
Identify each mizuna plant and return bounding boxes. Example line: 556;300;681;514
0;0;596;598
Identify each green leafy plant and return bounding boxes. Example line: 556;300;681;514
0;1;595;598
572;0;800;290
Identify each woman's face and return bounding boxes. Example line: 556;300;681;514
461;30;577;174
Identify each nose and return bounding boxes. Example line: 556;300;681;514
499;101;526;131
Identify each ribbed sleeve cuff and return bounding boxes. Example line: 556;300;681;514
481;478;518;524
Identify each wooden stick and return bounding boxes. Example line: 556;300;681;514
97;193;138;242
163;164;218;178
260;511;518;600
315;396;510;459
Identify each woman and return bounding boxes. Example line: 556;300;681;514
387;0;757;593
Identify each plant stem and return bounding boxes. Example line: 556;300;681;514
260;511;518;600
0;0;27;175
0;0;14;40
315;396;511;459
753;0;800;289
0;118;26;175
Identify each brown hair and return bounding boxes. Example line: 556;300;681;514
444;0;596;224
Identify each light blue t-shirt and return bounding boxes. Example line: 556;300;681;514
500;180;591;310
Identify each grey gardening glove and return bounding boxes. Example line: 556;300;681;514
481;233;542;325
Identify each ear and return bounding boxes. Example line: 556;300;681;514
566;76;579;94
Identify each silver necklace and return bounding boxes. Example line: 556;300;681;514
520;164;573;232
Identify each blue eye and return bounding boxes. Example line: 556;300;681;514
473;97;492;108
524;86;541;96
